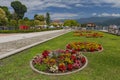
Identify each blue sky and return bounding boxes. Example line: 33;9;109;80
1;0;120;20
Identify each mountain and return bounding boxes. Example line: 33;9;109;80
57;16;120;26
96;17;120;26
77;17;116;24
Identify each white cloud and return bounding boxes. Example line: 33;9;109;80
75;4;83;7
92;13;97;16
91;0;120;8
20;0;72;12
1;0;120;13
98;13;110;17
51;13;78;19
96;13;120;17
42;3;71;9
1;0;120;10
0;0;72;12
1;0;120;19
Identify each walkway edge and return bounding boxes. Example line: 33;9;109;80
0;30;71;59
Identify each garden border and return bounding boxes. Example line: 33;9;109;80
30;55;88;76
79;47;104;53
66;43;104;53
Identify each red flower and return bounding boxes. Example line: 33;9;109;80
81;57;86;64
77;48;81;51
67;64;73;71
59;63;66;72
90;48;95;52
66;44;72;49
65;49;70;53
42;50;50;58
71;50;76;54
71;55;76;61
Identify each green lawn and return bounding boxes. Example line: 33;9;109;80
0;31;120;80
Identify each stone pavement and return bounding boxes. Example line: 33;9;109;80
99;30;108;32
0;29;70;59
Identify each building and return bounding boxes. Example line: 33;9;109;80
87;23;96;27
86;23;96;30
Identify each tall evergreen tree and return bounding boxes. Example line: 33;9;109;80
46;12;50;27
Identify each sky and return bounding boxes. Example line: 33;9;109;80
0;0;120;20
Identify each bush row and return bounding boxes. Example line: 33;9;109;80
0;28;62;33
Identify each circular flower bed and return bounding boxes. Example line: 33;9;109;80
86;33;103;38
66;42;103;52
30;49;88;75
74;30;104;38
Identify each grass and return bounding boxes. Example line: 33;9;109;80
0;31;120;80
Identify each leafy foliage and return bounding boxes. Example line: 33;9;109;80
11;1;27;20
64;20;79;27
34;20;40;26
46;12;50;27
34;14;45;21
0;6;12;20
0;8;8;26
34;64;48;71
8;20;17;27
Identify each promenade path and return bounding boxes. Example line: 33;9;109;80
0;29;70;59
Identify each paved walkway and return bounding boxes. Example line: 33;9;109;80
0;29;70;59
99;30;108;32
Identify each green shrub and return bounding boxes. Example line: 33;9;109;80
0;28;62;33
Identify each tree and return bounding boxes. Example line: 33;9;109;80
64;20;71;27
34;14;38;19
81;24;87;27
0;6;12;20
46;12;50;27
24;17;29;21
64;20;78;27
29;20;35;27
9;20;17;26
34;14;45;21
77;23;81;27
9;20;17;28
11;12;18;20
51;23;58;27
11;1;27;20
34;20;40;26
18;19;24;26
0;8;8;26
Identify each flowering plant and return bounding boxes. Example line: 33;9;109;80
67;64;73;71
58;63;66;72
49;65;58;73
32;49;87;73
86;33;103;38
66;42;103;52
74;30;104;38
